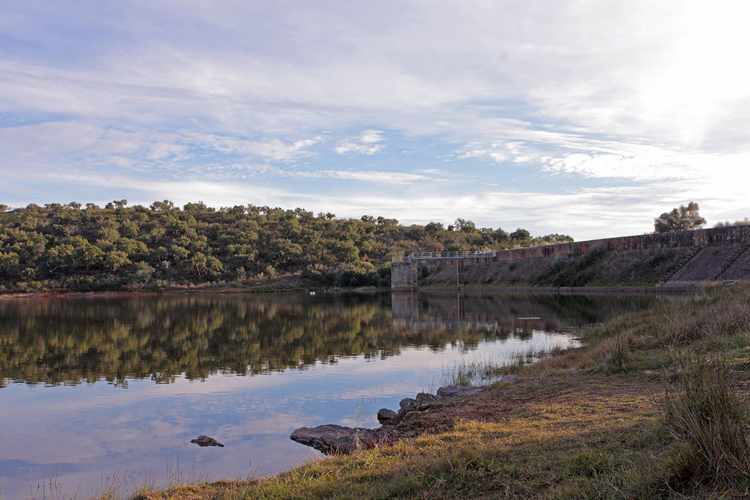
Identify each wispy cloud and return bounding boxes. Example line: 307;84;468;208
311;169;425;185
335;130;384;155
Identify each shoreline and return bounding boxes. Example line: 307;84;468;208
0;281;720;301
0;285;387;301
393;283;710;295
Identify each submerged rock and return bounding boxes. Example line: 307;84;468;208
377;408;399;425
290;424;389;455
190;435;224;447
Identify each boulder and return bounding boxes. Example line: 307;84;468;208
377;408;399;425
415;392;438;404
290;425;388;455
399;397;418;412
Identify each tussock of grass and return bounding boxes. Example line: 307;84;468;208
664;356;750;489
595;335;631;373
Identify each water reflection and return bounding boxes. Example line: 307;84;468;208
0;291;658;499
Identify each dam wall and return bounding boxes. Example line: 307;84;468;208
391;226;750;290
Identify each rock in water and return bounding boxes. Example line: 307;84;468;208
290;425;388;454
190;435;224;447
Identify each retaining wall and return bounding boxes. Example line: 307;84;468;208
391;226;750;290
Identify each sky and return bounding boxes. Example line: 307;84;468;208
1;1;749;240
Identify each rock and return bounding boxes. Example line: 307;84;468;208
190;435;224;447
436;384;484;399
290;425;388;455
399;397;418;412
377;408;399;425
415;392;438;404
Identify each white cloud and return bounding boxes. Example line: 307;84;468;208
313;169;425;185
335;130;384;155
187;134;322;162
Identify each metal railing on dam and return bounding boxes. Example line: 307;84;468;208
393;250;497;263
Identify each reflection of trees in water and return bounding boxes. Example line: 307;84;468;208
0;293;661;387
0;294;505;386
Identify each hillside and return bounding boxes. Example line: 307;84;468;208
0;202;571;292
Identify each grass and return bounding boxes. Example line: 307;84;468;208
136;285;750;500
441;345;561;386
664;356;750;488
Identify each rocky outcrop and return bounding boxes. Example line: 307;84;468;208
290;383;497;455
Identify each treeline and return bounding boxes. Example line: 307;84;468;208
0;201;572;291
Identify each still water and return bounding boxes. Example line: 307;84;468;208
0;291;659;498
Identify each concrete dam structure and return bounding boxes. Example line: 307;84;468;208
391;225;750;290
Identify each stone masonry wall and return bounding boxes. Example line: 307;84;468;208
391;226;750;289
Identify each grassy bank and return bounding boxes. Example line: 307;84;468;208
138;285;750;499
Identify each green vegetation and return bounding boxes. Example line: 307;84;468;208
139;285;750;499
0;201;571;291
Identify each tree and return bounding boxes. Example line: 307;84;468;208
654;202;706;233
425;222;444;234
493;228;509;242
510;228;531;240
454;218;476;233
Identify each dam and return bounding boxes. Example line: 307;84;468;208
391;225;750;290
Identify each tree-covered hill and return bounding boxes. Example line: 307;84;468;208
0;201;572;291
